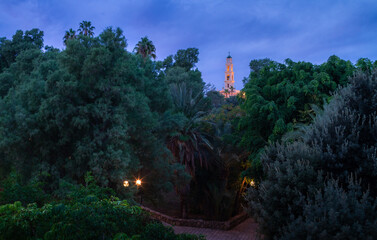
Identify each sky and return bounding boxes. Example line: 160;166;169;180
1;0;377;90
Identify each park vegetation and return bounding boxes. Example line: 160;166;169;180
1;20;377;239
241;59;377;239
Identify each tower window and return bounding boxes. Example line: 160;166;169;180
227;76;230;80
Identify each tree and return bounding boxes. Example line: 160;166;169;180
246;70;377;239
229;86;235;94
0;27;173;200
206;90;224;108
77;21;95;37
0;29;44;73
166;83;212;218
249;58;272;75
165;67;205;95
224;89;229;98
173;48;199;70
63;28;76;45
134;36;156;60
237;56;354;182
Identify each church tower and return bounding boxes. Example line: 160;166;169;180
224;53;234;91
219;53;240;98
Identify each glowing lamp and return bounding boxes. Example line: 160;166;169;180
250;180;255;187
123;180;129;187
136;179;142;186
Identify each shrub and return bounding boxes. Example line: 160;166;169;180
141;223;177;240
0;171;47;206
0;198;145;240
301;71;377;195
247;70;377;239
280;178;377;240
0;173;204;240
0;198;204;240
246;142;323;238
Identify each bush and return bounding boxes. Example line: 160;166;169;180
0;198;145;240
0;171;47;206
0;198;204;240
247;70;377;239
246;142;323;237
280;178;377;240
0;172;204;240
141;223;177;240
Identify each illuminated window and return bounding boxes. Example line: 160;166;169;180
227;75;230;80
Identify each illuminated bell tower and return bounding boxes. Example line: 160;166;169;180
224;53;234;91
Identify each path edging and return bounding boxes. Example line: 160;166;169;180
141;206;248;230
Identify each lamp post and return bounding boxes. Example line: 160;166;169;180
136;179;141;186
123;178;142;204
136;179;142;204
123;180;129;187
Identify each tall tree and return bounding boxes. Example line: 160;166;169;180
134;36;156;60
78;21;95;37
166;83;212;218
237;56;355;182
0;27;173;199
63;28;76;45
0;29;44;73
173;48;199;70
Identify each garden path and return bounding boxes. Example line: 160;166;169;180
167;218;258;240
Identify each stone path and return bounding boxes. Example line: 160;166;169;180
169;218;258;240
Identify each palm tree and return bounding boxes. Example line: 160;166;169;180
168;83;212;175
78;21;95;37
230;86;235;94
167;83;213;218
63;28;76;45
224;89;230;98
134;36;156;60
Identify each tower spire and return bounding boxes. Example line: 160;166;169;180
220;54;240;98
224;53;234;91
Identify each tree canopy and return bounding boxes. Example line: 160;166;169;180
0;27;173;198
134;36;157;60
237;56;355;180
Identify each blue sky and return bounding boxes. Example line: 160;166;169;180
1;0;377;90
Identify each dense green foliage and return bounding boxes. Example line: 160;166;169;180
0;181;204;240
0;23;242;235
161;48;204;94
0;27;174;199
246;71;377;239
134;36;157;60
238;56;355;181
0;172;47;206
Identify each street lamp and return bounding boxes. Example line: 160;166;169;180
136;179;142;186
135;179;142;204
123;180;129;187
250;180;255;187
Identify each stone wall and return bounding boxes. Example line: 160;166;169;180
141;206;248;230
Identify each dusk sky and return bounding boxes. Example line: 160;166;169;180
1;0;377;90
